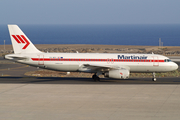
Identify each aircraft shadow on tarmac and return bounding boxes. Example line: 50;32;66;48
0;76;180;84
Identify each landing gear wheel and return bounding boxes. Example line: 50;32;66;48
92;74;96;79
152;78;156;81
152;72;157;82
92;74;100;82
94;76;100;82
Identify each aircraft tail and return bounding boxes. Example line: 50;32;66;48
8;25;42;54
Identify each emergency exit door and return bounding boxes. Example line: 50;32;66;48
38;55;44;65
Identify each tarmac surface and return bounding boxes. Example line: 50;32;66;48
0;76;180;84
0;78;180;120
0;57;180;120
0;57;37;77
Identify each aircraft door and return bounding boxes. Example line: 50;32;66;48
38;55;44;65
153;56;159;66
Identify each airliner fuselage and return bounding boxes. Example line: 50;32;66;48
6;53;178;73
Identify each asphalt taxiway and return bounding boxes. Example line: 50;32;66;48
0;76;180;84
0;79;180;120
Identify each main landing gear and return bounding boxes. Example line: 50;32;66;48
152;72;156;81
92;74;100;82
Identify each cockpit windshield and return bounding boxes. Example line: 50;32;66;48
164;59;172;62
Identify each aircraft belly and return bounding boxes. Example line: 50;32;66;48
69;65;79;71
45;64;79;72
130;65;172;72
130;66;146;72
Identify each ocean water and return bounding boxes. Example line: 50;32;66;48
0;24;180;46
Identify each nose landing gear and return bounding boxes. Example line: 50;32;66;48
152;72;156;81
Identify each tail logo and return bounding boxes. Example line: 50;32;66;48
12;35;30;49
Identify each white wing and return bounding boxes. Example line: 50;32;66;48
79;63;130;72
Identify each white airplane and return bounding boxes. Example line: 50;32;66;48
5;25;178;81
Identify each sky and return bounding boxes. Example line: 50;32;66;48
0;0;180;25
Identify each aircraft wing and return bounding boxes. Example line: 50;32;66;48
81;64;130;72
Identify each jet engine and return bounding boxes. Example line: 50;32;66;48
104;69;130;79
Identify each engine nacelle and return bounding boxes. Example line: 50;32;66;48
104;69;130;79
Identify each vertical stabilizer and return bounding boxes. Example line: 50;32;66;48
8;25;42;54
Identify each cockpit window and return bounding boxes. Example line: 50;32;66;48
164;59;172;62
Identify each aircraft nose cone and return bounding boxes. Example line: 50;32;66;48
173;62;178;70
